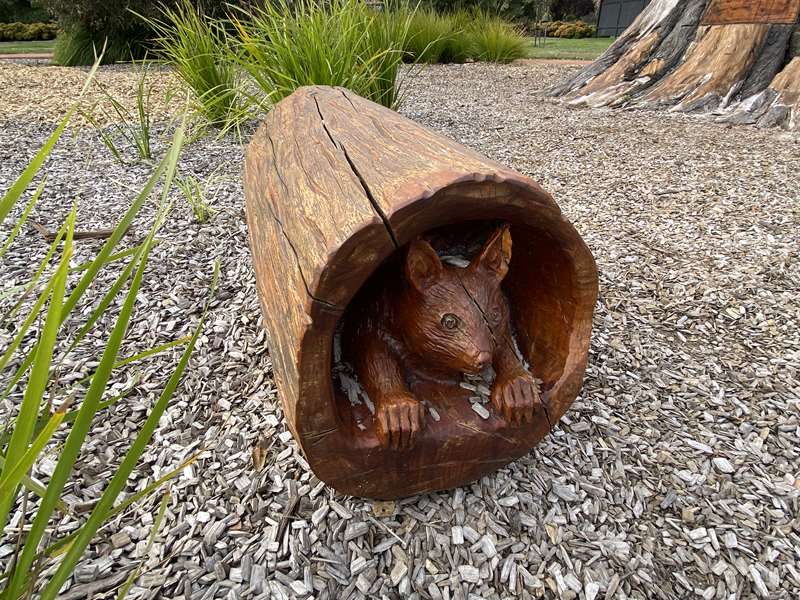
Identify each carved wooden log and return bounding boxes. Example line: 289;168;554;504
549;0;800;130
244;86;598;499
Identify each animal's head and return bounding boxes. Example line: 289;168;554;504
400;225;512;375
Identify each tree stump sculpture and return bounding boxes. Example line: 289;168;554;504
244;86;598;499
550;0;800;130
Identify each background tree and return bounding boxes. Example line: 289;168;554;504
549;0;800;130
548;0;595;20
0;0;50;22
40;1;255;65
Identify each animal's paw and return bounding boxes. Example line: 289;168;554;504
375;393;425;451
491;369;541;426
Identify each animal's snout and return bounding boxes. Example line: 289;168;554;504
475;351;492;370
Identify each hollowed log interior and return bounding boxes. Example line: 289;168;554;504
318;213;588;498
333;219;576;439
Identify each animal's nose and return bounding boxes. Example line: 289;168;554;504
476;352;492;370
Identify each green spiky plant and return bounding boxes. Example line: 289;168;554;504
401;7;458;63
175;172;218;223
143;0;250;133
466;13;528;63
232;0;413;109
81;60;158;163
0;62;214;599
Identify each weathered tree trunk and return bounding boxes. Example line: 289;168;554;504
244;86;598;499
550;0;800;130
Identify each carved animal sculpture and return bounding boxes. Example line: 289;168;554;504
343;225;541;450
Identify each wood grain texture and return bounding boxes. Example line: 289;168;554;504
244;86;598;498
702;0;800;25
723;57;800;128
550;0;800;129
641;23;770;110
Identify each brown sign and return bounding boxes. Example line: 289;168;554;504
703;0;800;24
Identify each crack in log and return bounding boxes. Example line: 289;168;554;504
263;131;338;310
339;88;359;112
312;93;400;249
456;421;518;445
312;95;338;148
454;273;554;430
303;426;340;445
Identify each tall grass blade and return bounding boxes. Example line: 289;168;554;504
40;262;218;599
0;58;100;223
70;244;144;273
4;122;186;598
44;452;200;559
0;206;75;534
0;455;69;513
0;179;45;260
116;491;170;599
0;113;73;224
1;122;186;405
5;222;158;599
0;270;57;373
1;222;66;323
0;403;70;500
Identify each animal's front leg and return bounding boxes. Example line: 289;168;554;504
490;334;541;426
352;335;425;450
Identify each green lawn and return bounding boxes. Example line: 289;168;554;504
0;40;56;55
0;36;611;60
527;36;614;61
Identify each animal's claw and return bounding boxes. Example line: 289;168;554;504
491;369;541;426
375;393;425;451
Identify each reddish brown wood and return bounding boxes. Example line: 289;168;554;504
244;86;598;499
703;0;800;25
342;226;541;452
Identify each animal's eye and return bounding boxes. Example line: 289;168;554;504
491;308;502;323
441;313;460;330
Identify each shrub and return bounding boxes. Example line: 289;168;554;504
147;0;249;132
402;8;458;63
467;15;528;63
0;0;50;23
549;0;595;21
233;0;412;109
40;1;252;65
547;20;595;38
421;0;547;24
0;21;57;41
39;1;244;35
53;25;138;65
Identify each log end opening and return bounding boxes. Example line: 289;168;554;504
297;180;598;498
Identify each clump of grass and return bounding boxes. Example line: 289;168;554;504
53;26;139;66
402;8;457;64
0;62;213;598
467;15;528;63
233;0;412;109
380;6;526;65
81;60;157;163
145;0;249;132
176;173;218;223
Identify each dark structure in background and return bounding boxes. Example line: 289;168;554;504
597;0;652;35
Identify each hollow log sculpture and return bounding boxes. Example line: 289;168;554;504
244;85;598;499
550;0;800;130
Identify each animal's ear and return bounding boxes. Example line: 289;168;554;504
405;239;443;292
471;225;512;282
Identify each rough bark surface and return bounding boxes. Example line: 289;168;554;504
244;86;598;498
550;0;800;130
